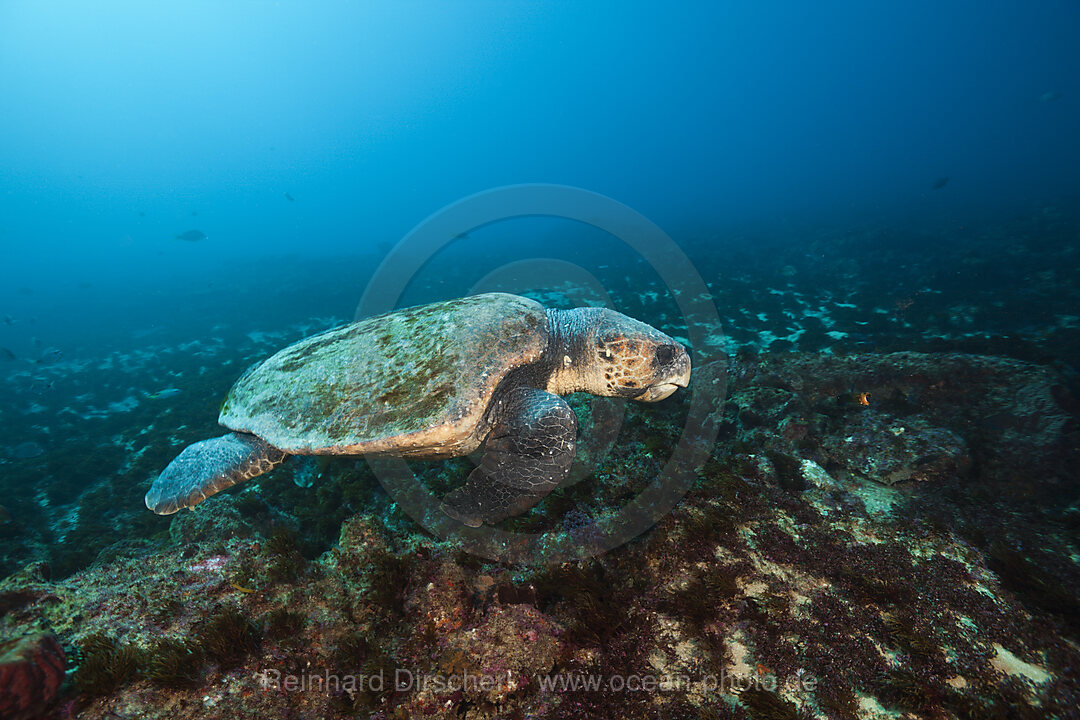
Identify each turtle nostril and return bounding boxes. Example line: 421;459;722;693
656;344;677;365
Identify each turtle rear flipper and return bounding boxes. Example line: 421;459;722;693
145;432;287;515
443;387;576;527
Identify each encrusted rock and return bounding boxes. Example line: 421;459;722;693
821;410;970;485
725;351;1077;487
0;632;66;720
436;604;562;706
169;501;253;545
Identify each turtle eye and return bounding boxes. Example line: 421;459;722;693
655;344;678;365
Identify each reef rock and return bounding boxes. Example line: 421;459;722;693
0;632;66;720
819;409;970;485
725;351;1077;487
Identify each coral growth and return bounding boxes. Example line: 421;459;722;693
0;632;66;720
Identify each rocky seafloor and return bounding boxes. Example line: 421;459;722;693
2;346;1079;720
3;207;1080;719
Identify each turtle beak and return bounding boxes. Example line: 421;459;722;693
640;348;691;402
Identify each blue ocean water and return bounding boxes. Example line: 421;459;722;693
0;2;1074;364
1;3;1079;718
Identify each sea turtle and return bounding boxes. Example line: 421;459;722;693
145;293;691;527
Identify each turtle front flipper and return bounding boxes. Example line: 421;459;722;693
443;387;576;527
145;432;288;515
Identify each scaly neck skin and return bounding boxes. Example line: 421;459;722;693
543;308;599;396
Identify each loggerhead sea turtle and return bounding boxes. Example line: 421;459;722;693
145;293;691;527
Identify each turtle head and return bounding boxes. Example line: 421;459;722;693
591;310;691;401
547;308;691;401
